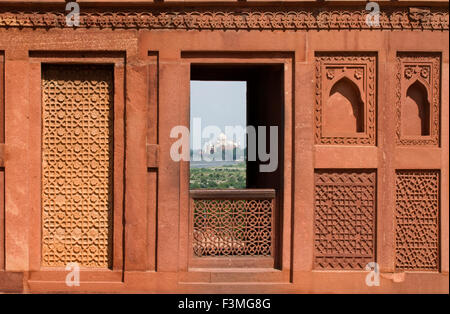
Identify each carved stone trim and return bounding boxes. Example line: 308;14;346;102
315;52;377;145
396;52;441;146
0;6;448;30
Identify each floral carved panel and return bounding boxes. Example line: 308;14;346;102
315;53;377;145
41;65;114;268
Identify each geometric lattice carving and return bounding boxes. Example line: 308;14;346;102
315;53;376;145
192;198;273;257
395;170;440;271
314;170;376;269
396;53;440;146
41;65;113;268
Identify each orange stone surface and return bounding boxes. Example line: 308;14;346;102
0;1;448;293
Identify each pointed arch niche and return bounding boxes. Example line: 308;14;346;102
324;77;365;136
402;80;430;136
315;52;377;145
396;52;441;146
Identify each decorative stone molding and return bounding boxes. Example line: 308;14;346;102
0;6;448;30
315;52;377;145
396;52;441;146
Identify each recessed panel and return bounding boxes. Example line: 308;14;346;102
41;65;114;268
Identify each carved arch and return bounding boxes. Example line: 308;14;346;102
402;80;431;136
324;77;365;135
315;53;376;145
396;53;440;146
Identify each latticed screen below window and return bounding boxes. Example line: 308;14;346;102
191;190;275;257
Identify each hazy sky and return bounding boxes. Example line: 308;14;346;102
190;81;247;148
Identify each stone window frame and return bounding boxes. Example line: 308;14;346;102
178;52;294;281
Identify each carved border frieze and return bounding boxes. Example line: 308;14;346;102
0;6;448;31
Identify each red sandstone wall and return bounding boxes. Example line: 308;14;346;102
0;1;448;293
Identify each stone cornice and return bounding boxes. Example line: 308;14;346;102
0;5;448;30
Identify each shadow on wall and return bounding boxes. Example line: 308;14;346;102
403;80;430;136
324;77;365;136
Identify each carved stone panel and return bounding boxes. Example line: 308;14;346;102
315;53;376;145
395;170;440;271
192;198;273;257
41;65;114;268
396;53;441;146
314;170;376;269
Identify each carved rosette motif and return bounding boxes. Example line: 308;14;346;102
41;65;114;268
192;198;273;257
315;53;377;145
0;7;448;30
396;53;441;146
314;170;376;270
395;170;440;271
